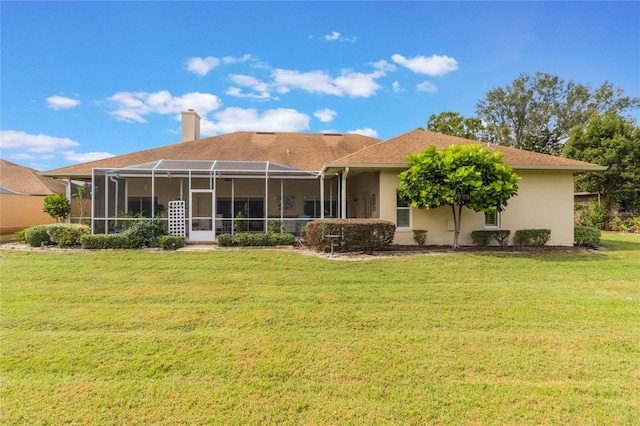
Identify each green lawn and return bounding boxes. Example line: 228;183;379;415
1;234;639;425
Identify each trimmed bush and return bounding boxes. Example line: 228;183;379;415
412;230;428;247
471;230;511;247
574;226;601;248
216;232;296;247
159;235;186;250
514;229;551;247
304;219;396;253
46;223;90;246
121;218;167;248
24;225;51;247
217;234;234;247
80;234;136;249
575;203;608;230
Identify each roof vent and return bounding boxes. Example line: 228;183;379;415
323;133;343;136
256;131;275;135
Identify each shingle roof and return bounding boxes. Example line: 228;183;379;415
0;159;67;195
43;131;380;177
327;129;606;171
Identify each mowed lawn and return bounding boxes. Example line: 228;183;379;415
1;234;639;425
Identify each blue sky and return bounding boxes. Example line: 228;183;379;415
1;1;639;171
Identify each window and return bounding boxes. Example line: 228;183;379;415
128;197;159;217
396;191;410;228
485;210;499;228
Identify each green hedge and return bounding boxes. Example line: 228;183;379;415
80;234;139;249
412;230;428;247
24;225;51;247
514;229;551;247
216;232;296;247
471;230;511;247
47;223;90;246
304;219;396;253
574;226;601;248
159;235;187;250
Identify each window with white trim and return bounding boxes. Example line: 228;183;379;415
484;210;499;228
396;191;411;228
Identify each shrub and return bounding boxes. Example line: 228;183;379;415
574;226;601;248
217;234;234;247
42;193;71;222
614;216;640;234
159;235;186;250
576;204;608;230
514;229;551;247
412;230;428;247
24;225;51;247
121;218;167;248
471;230;511;247
46;223;90;246
215;232;296;247
304;219;396;253
81;234;137;249
12;229;27;242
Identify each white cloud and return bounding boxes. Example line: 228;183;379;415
273;68;382;98
314;108;337;123
416;81;438;93
186;56;221;76
392;81;403;93
347;128;379;138
372;60;397;73
202;107;310;135
227;74;275;99
322;31;357;42
62;150;115;163
0;130;79;153
222;54;253;64
391;54;459;76
46;95;80;110
107;90;222;122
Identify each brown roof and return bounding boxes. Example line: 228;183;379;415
0;159;67;195
43;131;381;178
328;129;606;171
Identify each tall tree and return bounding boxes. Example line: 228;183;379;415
398;144;520;249
564;111;640;214
476;72;640;153
426;112;486;140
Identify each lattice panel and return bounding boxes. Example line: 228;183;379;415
168;200;186;237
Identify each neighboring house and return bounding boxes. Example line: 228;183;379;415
41;111;605;246
0;159;68;241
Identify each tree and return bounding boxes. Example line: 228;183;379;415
476;72;640;153
426;112;486;140
398;144;520;249
43;194;71;223
563;111;640;215
72;182;91;223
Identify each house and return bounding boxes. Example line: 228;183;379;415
0;159;68;241
41;110;605;246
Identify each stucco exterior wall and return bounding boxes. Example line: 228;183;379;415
0;194;58;241
379;169;576;246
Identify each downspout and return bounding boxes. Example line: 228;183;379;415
320;174;325;219
65;178;72;223
109;176;119;229
341;167;350;219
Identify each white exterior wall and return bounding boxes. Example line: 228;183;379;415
379;169;576;246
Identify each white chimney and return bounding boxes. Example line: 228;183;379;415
181;110;201;142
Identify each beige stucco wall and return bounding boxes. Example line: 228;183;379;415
379;169;576;246
0;194;58;241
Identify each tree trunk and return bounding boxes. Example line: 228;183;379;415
451;204;462;249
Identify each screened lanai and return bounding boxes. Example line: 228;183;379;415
91;159;341;241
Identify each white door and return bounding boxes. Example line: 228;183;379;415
190;190;215;242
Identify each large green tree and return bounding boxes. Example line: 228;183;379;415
563;111;640;214
398;144;520;249
426;112;486;140
476;72;640;153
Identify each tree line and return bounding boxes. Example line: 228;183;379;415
425;72;640;216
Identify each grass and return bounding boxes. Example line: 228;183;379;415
1;233;639;424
